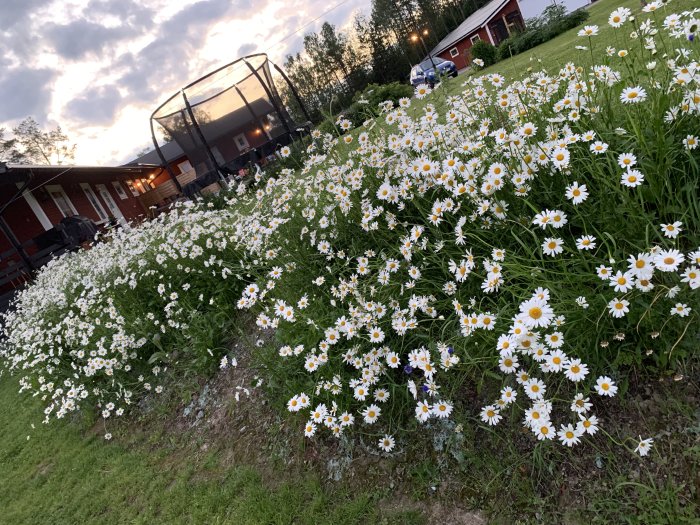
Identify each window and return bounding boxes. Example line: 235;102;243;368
211;146;225;165
46;184;77;218
449;47;459;58
80;183;108;221
125;180;141;197
419;57;445;70
112;181;128;200
234;133;250;151
470;34;481;44
177;160;193;174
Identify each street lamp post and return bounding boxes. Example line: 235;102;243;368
410;29;438;81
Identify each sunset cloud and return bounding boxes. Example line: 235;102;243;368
0;0;369;164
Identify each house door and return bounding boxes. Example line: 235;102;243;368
95;184;127;227
489;19;509;45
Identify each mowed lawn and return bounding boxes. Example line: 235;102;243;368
0;378;418;525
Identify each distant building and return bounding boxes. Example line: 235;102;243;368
126;141;196;209
430;0;593;70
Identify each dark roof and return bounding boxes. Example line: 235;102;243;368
0;163;161;186
0;162;31;185
125;141;185;166
431;0;511;56
2;163;159;176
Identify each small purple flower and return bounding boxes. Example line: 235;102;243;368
421;384;430;393
689;33;695;42
404;365;413;374
447;346;454;354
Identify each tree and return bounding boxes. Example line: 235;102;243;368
0;128;26;163
11;117;76;165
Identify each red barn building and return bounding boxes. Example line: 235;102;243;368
431;0;526;70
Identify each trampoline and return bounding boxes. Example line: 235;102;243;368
150;54;310;193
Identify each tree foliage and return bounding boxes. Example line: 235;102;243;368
281;0;491;123
0;117;76;165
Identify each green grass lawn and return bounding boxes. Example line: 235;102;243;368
446;0;697;88
0;377;420;525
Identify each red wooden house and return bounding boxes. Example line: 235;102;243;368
430;0;526;70
0;163;160;305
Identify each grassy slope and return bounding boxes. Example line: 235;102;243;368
0;377;418;525
1;0;698;523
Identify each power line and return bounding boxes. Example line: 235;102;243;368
262;0;356;56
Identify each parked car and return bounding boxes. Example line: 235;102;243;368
410;57;458;87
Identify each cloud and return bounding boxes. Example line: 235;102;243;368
0;68;56;122
0;0;50;31
109;0;245;102
65;85;124;125
237;43;257;57
86;0;156;29
0;0;374;165
43;19;139;60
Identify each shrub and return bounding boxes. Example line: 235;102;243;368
316;117;337;136
470;40;498;67
497;8;591;62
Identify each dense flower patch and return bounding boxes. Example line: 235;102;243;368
1;204;254;422
1;3;698;459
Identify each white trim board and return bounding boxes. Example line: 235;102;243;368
16;182;52;231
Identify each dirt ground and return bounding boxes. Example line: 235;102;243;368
115;319;699;524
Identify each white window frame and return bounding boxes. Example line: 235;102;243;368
234;133;250;150
16;182;52;230
125;180;141;197
111;181;129;200
95;184;127;227
45;184;78;218
79;183;109;222
449;47;459;58
470;34;481;44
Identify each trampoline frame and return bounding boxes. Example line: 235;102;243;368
149;53;311;193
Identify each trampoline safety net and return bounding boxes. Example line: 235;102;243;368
151;54;308;182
